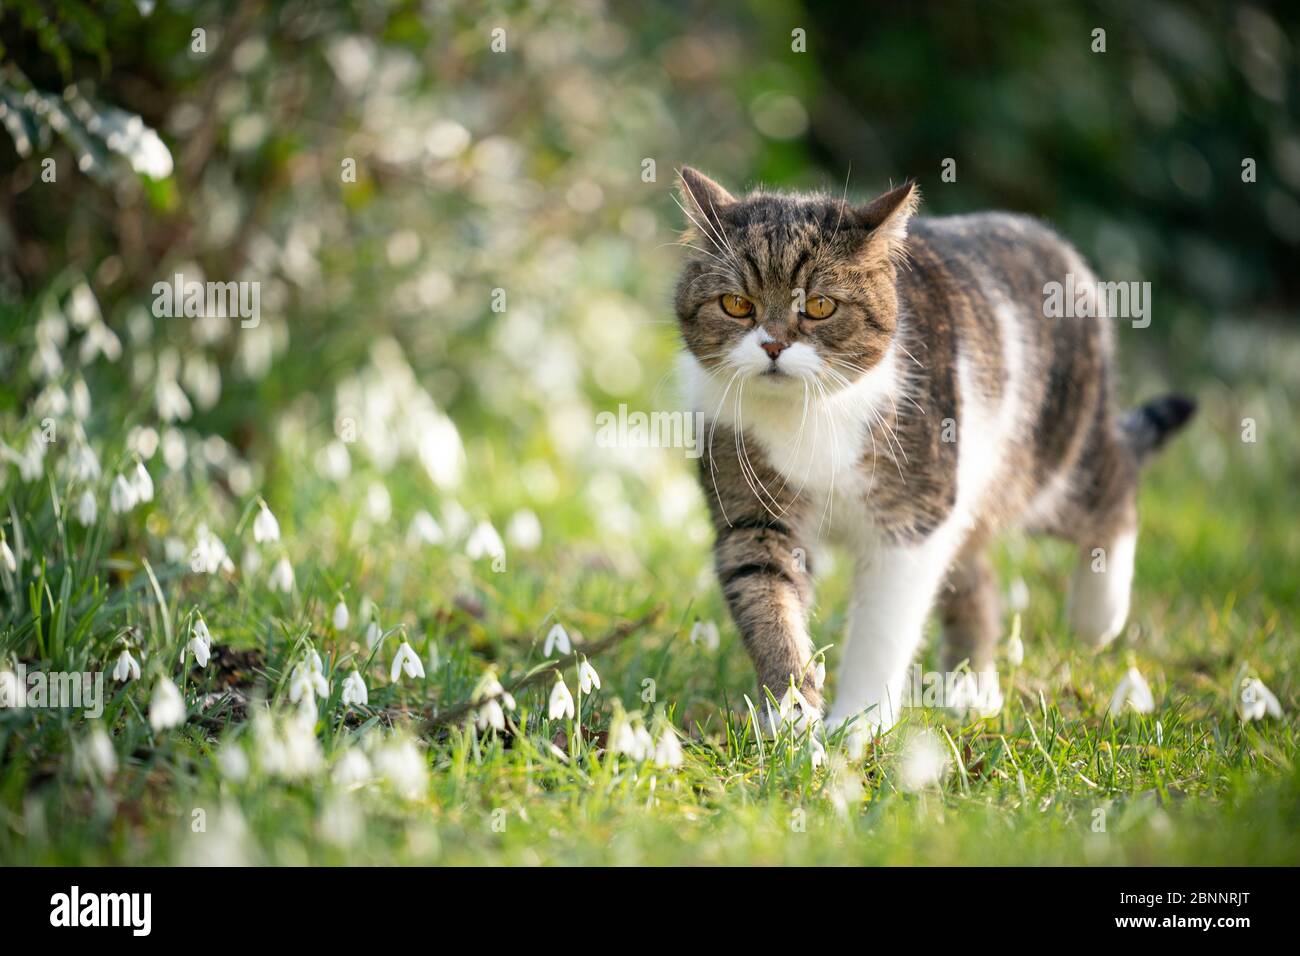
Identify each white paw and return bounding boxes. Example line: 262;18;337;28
946;670;1004;719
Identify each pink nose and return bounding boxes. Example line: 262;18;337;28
762;340;790;361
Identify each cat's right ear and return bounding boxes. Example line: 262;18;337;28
678;166;736;236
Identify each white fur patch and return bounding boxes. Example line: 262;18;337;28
1069;530;1136;646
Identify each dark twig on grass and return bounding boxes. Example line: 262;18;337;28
420;606;663;734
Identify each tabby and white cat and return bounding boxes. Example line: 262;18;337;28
673;167;1194;734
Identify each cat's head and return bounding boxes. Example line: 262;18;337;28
673;167;918;391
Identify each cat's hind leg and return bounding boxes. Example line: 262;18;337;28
1063;430;1140;648
938;543;1005;717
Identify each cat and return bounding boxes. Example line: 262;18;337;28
673;166;1195;735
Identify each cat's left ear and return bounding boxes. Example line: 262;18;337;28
853;180;920;262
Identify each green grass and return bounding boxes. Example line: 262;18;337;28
1;323;1297;866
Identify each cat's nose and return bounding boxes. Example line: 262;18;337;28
761;340;790;361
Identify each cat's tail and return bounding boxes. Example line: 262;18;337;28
1119;394;1197;464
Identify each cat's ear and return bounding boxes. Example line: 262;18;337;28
678;166;736;235
853;180;920;263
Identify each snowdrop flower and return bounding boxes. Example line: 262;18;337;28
132;460;154;503
471;671;515;732
186;617;213;668
610;712;654;761
149;677;185;731
332;600;350;630
408;510;444;546
898;729;950;792
109;473;137;514
689;619;720;650
844;720;872;762
390;641;425;682
548;675;575;720
332;748;372;789
76;725;117;780
577;657;600;694
0;537;15;573
543;622;571;656
372;737;427;800
464;519;504;560
365;619;382;648
280;711;325;778
341;671;368;708
253;501;280;543
505;509;542;551
190;524;234;574
653;728;684;768
267;556;295;593
1006;615;1025;667
113;649;140;683
75;489;97;526
808;733;827;769
1238;677;1282;722
289;656;330;705
0;669;18;707
217;742;250;782
69;444;101;482
1107;666;1155;717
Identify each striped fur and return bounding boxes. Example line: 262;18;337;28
673;167;1194;733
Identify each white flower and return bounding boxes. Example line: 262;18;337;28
475;698;506;732
898;729;950;792
75;489;97;526
506;509;542;551
187;635;211;668
0;670;18;707
0;538;15;573
69;444;101;482
77;725;117;780
1238;677;1282;722
332;601;350;630
217;743;250;781
690;619;720;650
1107;666;1156;717
408;510;444;546
390;641;425;682
471;671;515;731
372;737;427;800
1006;630;1024;668
190;524;234;574
113;649;140;683
289;656;330;705
253;502;280;543
578;657;601;694
465;519;504;560
341;671;368;708
109;473;137;514
132;460;154;503
808;733;827;769
844;720;873;762
149;677;185;731
543;622;571;656
548;676;575;720
332;748;372;788
280;711;324;777
610;712;654;761
365;620;382;648
653;729;684;768
267;556;295;593
186;617;212;668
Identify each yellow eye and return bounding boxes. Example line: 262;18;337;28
804;295;837;319
719;294;755;319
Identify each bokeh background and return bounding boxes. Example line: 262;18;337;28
1;0;1298;865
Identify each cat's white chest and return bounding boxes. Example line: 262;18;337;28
681;350;900;541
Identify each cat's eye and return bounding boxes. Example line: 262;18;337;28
719;294;755;319
803;295;837;319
